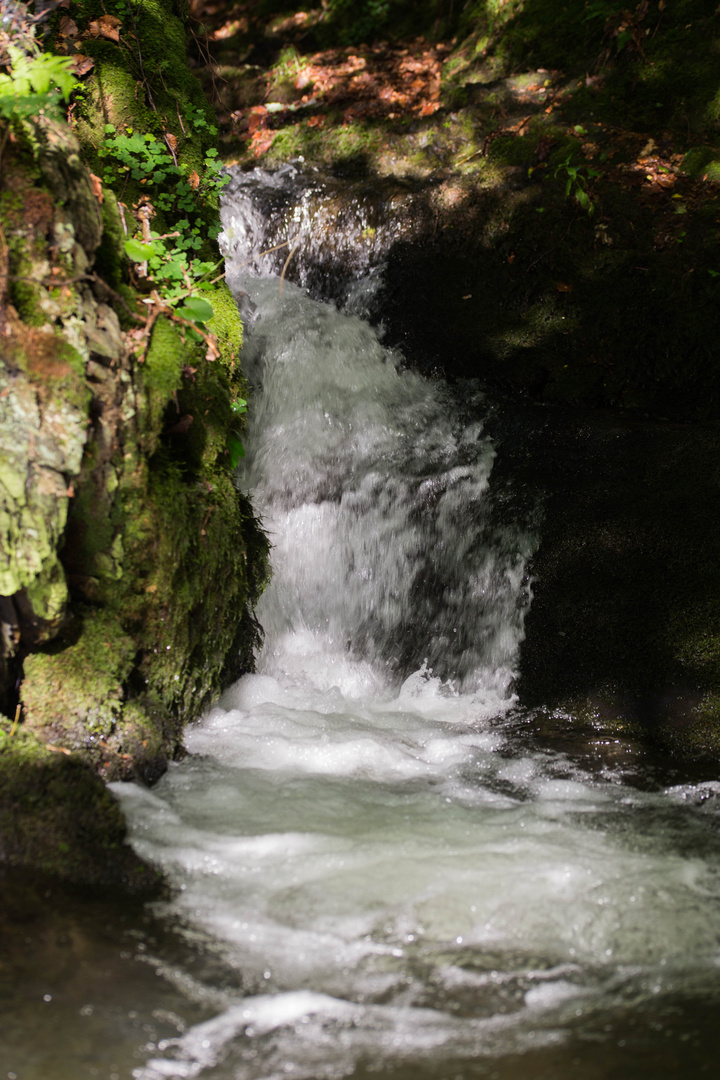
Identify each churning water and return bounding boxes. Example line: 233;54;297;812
102;170;720;1079
12;167;718;1080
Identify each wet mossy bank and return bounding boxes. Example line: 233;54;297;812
0;0;269;887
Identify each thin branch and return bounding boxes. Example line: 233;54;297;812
279;238;300;297
0;221;9;309
260;240;290;256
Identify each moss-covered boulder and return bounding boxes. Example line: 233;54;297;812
0;0;269;883
0;723;158;889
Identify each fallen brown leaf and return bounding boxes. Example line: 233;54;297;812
89;172;104;203
71;54;95;77
58;15;78;37
87;15;121;43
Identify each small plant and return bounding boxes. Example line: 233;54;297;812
101;121;230;323
99;125;229;212
0;44;78;164
0;45;77;120
228;398;248;468
123;240;220;354
124;227;219;296
554;151;600;215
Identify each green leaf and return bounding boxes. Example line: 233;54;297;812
160;260;186;281
124;239;155;261
616;29;632;52
176;296;214;323
228;432;245;469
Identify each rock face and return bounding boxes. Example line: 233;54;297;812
490;409;720;759
0;106;268;884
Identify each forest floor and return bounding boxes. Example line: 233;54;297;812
185;1;720;418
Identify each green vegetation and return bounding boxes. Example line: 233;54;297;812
0;0;270;883
553;150;601;215
0;45;77;122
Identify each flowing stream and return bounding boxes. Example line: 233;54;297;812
4;168;720;1080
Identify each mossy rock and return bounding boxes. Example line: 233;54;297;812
682;146;718;178
1;0;271;887
0;725;158;890
22;609;135;742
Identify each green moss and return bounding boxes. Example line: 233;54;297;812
142;315;186;429
131;454;268;723
76;0;213;156
11;278;45;327
0;723;157;889
682;146;716;176
263;118;382;170
24;554;68;625
679;695;720;756
94;188;129;290
203;282;243;358
22;609;136;738
331;121;383;160
3;214;45;326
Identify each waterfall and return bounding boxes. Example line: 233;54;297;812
108;168;720;1080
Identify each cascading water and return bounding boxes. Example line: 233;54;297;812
105;170;720;1080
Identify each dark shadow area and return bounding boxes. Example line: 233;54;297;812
478;0;720;142
0;864;242;1079
489;409;720;735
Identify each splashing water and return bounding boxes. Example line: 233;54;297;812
107;171;720;1080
